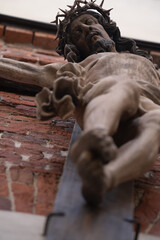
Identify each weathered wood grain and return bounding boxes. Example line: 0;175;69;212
46;122;134;240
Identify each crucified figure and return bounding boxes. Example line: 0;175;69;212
0;0;160;206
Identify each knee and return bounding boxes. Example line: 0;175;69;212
112;79;140;101
111;80;140;114
120;80;139;98
141;110;160;128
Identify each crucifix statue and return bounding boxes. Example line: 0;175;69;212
0;0;160;207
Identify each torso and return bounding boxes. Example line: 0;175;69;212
80;52;160;87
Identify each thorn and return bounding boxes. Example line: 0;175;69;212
59;8;67;14
100;0;104;7
51;20;56;23
67;5;72;9
57;14;66;18
105;8;113;15
77;0;86;4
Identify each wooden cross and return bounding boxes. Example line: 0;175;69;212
45;123;135;240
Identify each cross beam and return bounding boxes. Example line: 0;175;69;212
45;122;135;240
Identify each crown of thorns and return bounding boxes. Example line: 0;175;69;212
53;0;113;56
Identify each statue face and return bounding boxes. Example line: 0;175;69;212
70;14;116;58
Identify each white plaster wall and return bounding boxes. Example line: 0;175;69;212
0;0;159;43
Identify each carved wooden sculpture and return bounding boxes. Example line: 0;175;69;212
0;0;160;206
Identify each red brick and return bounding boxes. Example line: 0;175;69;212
0;166;9;197
137;157;160;186
2;43;34;53
12;182;34;213
33;32;58;50
10;166;34;185
0;39;4;48
0;197;11;210
1;45;37;63
134;185;144;208
138;171;160;186
5;26;33;44
0;119;49;136
0;148;22;165
0;165;6;174
32;51;65;65
1;94;35;106
3;50;37;63
36;173;56;204
0;90;73;215
149;218;160;236
0;175;9;197
151;51;160;67
0;25;4;38
36;203;53;215
0;91;20;99
135;184;160;232
34;48;60;56
39;55;65;65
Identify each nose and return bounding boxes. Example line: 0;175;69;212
80;23;93;36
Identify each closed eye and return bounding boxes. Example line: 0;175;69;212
73;27;82;39
85;18;95;25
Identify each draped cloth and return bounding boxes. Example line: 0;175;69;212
35;52;160;123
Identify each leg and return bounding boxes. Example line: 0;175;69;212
72;110;160;206
70;78;140;205
71;78;140;160
104;110;160;189
83;78;140;135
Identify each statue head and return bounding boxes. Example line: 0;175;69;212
54;0;152;62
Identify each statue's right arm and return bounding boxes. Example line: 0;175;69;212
0;57;64;89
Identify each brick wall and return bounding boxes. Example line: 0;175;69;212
135;155;160;236
0;88;74;215
0;26;72;216
0;24;58;50
0;22;160;237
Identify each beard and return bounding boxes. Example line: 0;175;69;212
90;38;115;55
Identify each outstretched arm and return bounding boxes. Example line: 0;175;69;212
0;57;86;120
0;57;63;89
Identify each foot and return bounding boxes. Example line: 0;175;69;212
70;128;117;206
77;150;107;206
70;128;117;164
